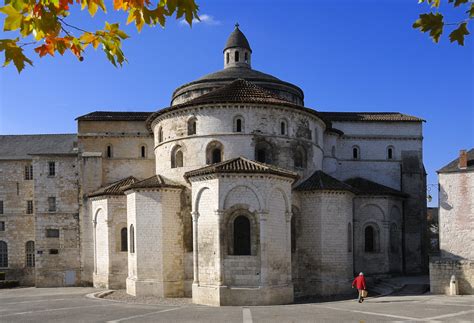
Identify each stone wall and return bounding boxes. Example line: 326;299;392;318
430;258;473;295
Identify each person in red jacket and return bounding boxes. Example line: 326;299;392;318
352;272;367;303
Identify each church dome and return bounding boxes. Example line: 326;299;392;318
171;25;304;106
224;24;252;52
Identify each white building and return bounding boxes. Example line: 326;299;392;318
0;25;427;306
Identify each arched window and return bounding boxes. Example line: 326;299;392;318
235;51;239;62
26;241;35;267
158;127;163;143
233;116;244;133
294;146;306;168
280;120;288;135
352;146;360;160
0;241;7;267
347;223;352;252
226;52;229;64
390;223;398;253
331;146;336;157
387;146;394;160
233;216;250;255
255;141;273;164
106;145;113;158
120;227;128;252
365;226;375;252
187;117;197;135
140;145;146;158
244;52;248;63
206;141;223;164
291;216;296;253
129;225;135;253
171;146;184;168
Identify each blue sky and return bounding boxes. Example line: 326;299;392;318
0;0;472;206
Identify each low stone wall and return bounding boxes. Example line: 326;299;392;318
430;258;473;295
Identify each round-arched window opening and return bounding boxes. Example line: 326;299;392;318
387;146;394;160
187;117;197;136
365;226;375;252
352;146;360;160
331;146;336;157
235;51;240;62
158;127;163;143
233;215;251;255
140;145;146;158
206;141;224;164
280;120;287;136
120;227;128;252
212;148;222;164
226;52;230;64
171;146;184;168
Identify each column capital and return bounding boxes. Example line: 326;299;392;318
214;209;225;216
285;211;293;222
257;209;269;221
191;211;200;222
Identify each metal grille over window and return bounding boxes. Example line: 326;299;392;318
24;165;33;180
0;241;8;267
27;200;33;214
26;241;35;267
48;161;55;176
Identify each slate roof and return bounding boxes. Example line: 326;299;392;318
76;111;152;121
438;148;474;173
344;177;408;197
88;176;138;198
126;175;183;190
224;25;251;52
0;134;77;160
184;157;298;181
316;112;424;122
295;171;356;192
147;79;323;131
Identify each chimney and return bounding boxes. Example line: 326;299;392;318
458;150;467;169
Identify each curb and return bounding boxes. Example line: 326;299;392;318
86;290;113;299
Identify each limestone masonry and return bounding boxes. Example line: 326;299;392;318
0;26;430;305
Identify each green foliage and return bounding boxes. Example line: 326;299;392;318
0;0;200;72
0;280;20;288
0;272;5;281
414;0;472;45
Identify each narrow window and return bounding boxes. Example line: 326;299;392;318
352;146;360;160
244;52;248;63
235;51;239;62
48;197;56;212
46;228;59;238
0;241;7;267
212;149;222;164
171;146;184;168
26;241;35;267
0;221;4;231
26;200;33;214
233;216;251;255
48;161;56;176
130;224;135;253
294;147;306;168
257;149;266;163
120;227;128;252
106;145;113;158
348;223;352;252
365;226;375;252
0;201;3;215
236;118;242;132
24;165;33;180
314;128;319;144
187;118;197;135
158;127;163;143
280;121;287;135
226;52;229;64
176;150;184;168
331;146;336;157
49;249;59;255
140;146;146;158
390;224;398;253
387;146;394;160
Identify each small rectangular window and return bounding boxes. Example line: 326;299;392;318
46;229;59;238
48;197;56;212
0;201;3;215
49;249;59;254
24;165;33;180
0;221;5;231
48;162;56;177
26;200;33;214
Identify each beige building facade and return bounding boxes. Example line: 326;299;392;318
0;26;428;305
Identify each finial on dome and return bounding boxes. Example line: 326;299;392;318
235;22;239;28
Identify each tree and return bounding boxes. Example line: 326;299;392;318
414;0;473;45
0;0;199;72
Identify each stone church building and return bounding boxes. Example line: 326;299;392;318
0;26;427;305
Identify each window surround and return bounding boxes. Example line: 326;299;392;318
226;208;259;256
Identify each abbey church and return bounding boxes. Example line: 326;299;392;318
0;26;427;305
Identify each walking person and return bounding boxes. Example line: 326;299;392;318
352;272;367;303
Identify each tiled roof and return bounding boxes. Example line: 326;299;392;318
224;25;251;51
147;79;323;131
438;148;474;173
295;171;355;192
126;175;183;190
0;134;77;160
88;176;138;198
184;156;298;180
317;112;424;122
344;177;408;197
76;111;153;121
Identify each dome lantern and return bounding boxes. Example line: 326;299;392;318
223;23;252;69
